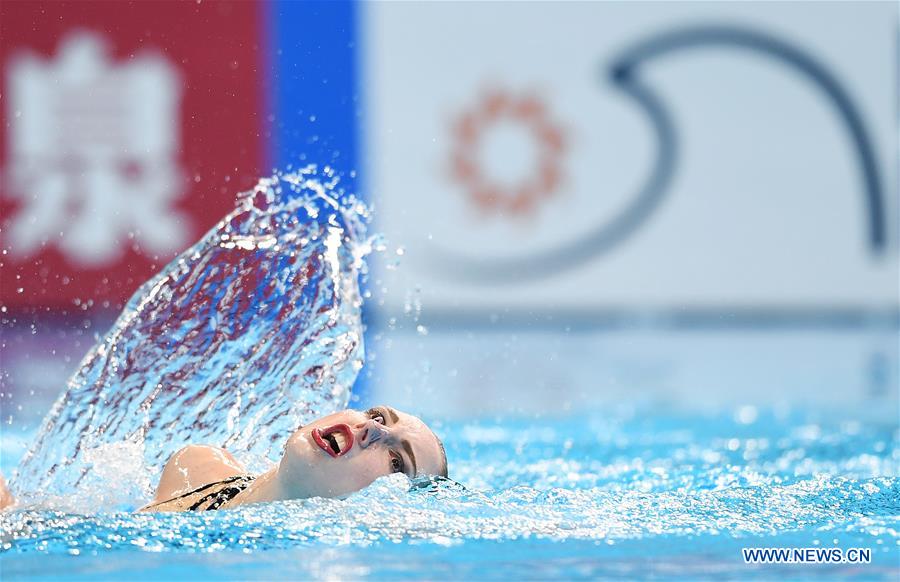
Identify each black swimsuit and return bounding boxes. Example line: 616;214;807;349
140;475;256;512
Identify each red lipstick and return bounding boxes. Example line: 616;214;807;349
312;423;354;458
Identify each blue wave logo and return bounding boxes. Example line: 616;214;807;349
428;25;887;284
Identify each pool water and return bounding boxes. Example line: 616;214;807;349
2;408;898;579
1;171;897;578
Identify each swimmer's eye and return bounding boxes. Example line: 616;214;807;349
390;451;405;474
366;407;386;425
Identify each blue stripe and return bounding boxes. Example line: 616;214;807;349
269;0;360;176
268;0;372;405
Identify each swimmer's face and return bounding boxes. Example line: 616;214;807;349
279;406;447;499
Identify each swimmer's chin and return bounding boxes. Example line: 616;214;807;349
275;430;325;493
282;428;317;466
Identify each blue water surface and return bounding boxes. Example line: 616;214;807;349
2;407;898;580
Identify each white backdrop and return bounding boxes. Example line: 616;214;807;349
362;1;898;314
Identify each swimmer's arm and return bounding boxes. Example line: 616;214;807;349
145;444;246;507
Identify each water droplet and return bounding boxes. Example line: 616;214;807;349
735;405;758;425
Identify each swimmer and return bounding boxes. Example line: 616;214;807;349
0;405;446;512
139;405;447;512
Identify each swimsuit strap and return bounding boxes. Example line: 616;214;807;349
187;475;256;510
143;474;256;512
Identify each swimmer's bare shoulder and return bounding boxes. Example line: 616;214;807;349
1;473;15;511
142;444;246;510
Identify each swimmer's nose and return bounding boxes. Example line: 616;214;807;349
357;420;389;449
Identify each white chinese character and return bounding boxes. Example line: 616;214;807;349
3;32;190;267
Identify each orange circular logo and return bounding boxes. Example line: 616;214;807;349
450;90;565;216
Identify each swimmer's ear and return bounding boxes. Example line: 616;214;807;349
408;475;467;495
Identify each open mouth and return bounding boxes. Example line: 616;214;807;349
312;423;354;458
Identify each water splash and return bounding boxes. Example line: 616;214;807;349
12;166;369;506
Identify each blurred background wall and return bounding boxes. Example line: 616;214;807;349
359;1;899;420
1;1;897;466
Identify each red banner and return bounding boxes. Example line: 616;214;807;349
0;1;269;311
